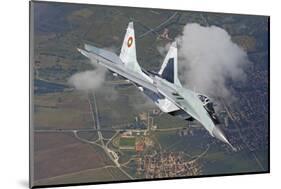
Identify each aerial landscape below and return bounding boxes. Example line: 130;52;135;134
30;1;269;187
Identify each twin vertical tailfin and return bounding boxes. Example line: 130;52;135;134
120;22;181;86
119;22;142;73
158;42;182;87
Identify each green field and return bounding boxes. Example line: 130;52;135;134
119;137;136;148
34;166;130;186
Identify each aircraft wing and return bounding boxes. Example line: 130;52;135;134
78;44;124;65
78;44;159;94
155;78;210;126
157;86;201;122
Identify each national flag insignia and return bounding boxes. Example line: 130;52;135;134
127;36;133;47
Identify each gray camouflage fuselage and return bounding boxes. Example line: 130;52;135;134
77;22;235;150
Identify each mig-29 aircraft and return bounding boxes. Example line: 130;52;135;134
77;22;235;150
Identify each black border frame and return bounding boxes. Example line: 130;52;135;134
29;1;270;188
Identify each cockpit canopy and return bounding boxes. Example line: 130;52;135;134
197;94;211;106
197;94;220;124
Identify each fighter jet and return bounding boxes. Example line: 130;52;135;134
77;22;235;150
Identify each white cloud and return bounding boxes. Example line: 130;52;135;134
68;65;106;91
176;23;250;100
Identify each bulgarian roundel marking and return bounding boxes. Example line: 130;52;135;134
127;37;133;47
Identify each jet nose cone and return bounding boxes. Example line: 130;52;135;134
212;127;236;151
212;127;229;144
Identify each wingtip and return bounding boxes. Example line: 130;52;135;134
77;48;81;52
77;47;89;57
